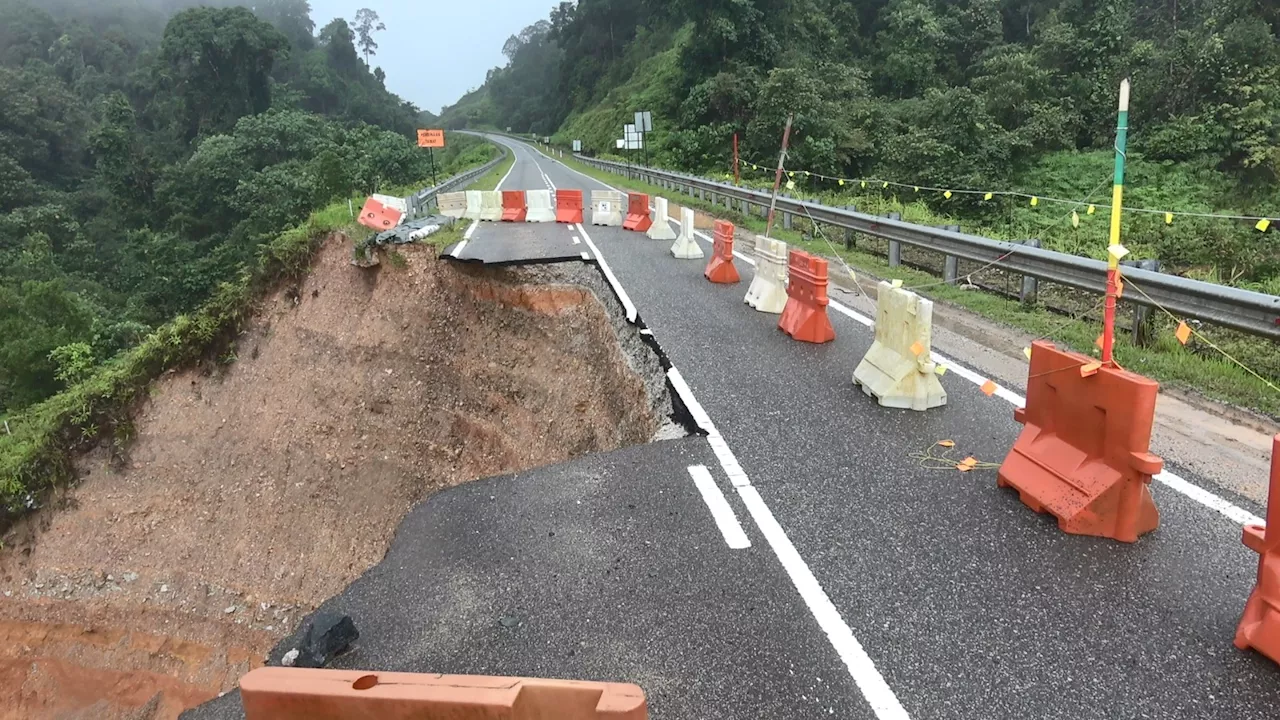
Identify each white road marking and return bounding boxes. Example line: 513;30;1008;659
688;465;751;549
509;136;1266;529
575;223;637;323
495;149;518;191
572;236;581;245
579;251;590;261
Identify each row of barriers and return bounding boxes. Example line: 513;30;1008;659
627;195;1280;669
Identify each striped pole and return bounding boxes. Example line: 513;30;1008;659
1101;78;1130;367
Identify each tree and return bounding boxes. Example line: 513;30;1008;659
157;7;288;141
253;0;316;51
352;8;385;66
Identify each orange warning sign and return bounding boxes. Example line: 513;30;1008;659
417;129;445;148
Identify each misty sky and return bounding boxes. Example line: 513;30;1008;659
307;0;550;115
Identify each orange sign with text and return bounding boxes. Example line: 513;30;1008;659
417;129;445;148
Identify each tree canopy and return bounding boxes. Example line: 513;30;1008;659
0;0;434;411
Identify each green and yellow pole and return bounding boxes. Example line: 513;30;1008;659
1101;78;1130;367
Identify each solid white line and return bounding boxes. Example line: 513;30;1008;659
512;137;909;717
665;368;910;719
575;223;637;323
464;219;479;239
688;465;751;549
495;150;517;191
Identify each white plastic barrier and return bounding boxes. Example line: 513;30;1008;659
744;237;788;314
478;191;503;221
853;281;948;411
647;197;677;240
463;191;483;221
591;190;624;226
670;207;703;259
437;192;466;219
526;190;556;222
372;193;408;215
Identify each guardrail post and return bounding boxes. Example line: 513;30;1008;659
698;187;705;201
938;225;960;284
740;198;749;215
710;190;718;206
1123;258;1161;346
841;206;857;249
887;212;902;267
1020;238;1040;305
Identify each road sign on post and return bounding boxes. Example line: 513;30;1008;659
417;129;445;189
417;129;445;148
573;140;582;153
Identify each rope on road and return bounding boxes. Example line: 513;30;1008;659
911;440;1001;472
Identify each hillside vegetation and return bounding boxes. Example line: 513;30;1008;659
442;0;1280;291
0;0;445;413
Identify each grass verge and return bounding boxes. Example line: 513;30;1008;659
556;152;1280;417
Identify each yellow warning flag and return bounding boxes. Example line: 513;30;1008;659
786;180;796;190
980;380;997;396
944;190;953;199
1108;244;1130;260
861;181;867;188
1023;347;1032;360
935;365;948;377
910;341;925;357
956;463;973;473
956;457;979;472
882;181;889;189
984;192;993;201
1165;212;1174;225
1115;276;1124;299
1087;204;1096;215
1094;334;1104;350
1071;211;1080;228
1258;218;1272;232
938;440;956;448
914;186;920;193
891;279;903;288
1175;321;1192;345
1080;362;1102;377
788;171;794;178
838;179;845;186
1030;196;1039;206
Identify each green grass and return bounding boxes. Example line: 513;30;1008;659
557;152;1280;416
0;143;503;525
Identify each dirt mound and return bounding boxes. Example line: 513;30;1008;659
0;236;667;718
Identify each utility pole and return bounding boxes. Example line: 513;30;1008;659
765;115;794;239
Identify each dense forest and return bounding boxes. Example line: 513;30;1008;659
443;0;1280;289
0;0;447;413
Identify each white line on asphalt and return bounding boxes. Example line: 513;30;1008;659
511;137;911;717
665;368;910;719
518;137;1266;529
575;223;637;323
495;149;518;191
580;251;590;261
687;465;751;549
572;236;581;245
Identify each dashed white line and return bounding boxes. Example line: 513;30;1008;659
515;135;1264;530
572;236;581;245
688;465;751;549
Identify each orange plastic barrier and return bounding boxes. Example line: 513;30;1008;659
501;191;527;222
357;197;403;231
997;340;1162;542
778;250;835;343
556;189;584;224
704;220;740;284
241;667;648;720
623;193;652;232
1236;434;1280;665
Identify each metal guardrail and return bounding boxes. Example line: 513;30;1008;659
404;144;509;220
574;154;1280;341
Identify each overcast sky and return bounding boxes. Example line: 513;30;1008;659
306;0;550;114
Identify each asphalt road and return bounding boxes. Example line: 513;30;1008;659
187;135;1280;720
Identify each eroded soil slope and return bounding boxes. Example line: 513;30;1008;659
0;236;663;719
